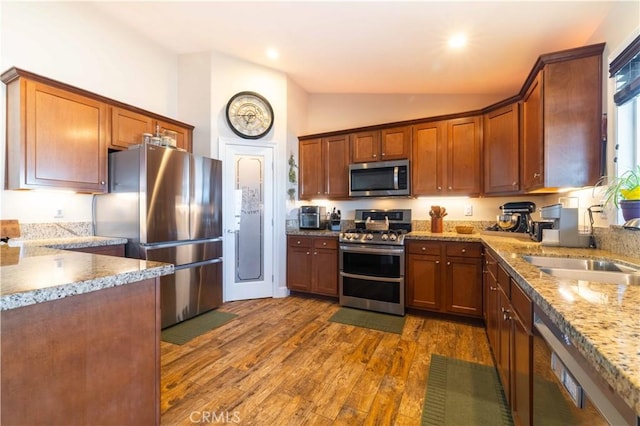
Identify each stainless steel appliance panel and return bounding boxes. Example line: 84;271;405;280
160;258;222;328
141;239;222;266
144;145;190;244
190;155;222;240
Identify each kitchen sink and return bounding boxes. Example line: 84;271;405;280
523;255;640;285
538;267;640;285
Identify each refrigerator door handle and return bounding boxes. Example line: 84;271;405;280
174;257;223;271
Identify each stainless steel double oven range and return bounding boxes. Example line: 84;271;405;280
338;209;412;316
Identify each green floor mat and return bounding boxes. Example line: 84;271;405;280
328;307;405;334
161;310;238;345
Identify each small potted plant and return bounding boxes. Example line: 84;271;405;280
603;165;640;221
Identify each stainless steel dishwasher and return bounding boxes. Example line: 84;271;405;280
532;306;638;425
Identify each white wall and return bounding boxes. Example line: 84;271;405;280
0;2;180;223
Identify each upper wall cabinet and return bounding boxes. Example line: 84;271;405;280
3;70;108;193
299;134;350;200
351;126;411;163
521;44;604;192
484;102;520;195
412;116;481;196
2;68;195;193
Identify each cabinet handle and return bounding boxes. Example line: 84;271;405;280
461;248;466;253
297;240;302;245
435;260;440;264
437;186;442;191
421;247;426;251
373;154;377;158
448;186;453;190
447;261;451;266
313;252;317;255
381;152;385;156
490;286;497;291
306;251;310;255
533;172;541;178
322;242;327;246
512;181;518;186
100;181;105;185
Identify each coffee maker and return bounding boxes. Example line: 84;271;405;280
539;204;590;247
487;201;536;233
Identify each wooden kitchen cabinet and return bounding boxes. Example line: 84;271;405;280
286;235;338;296
484;102;521;195
484;248;533;426
351;126;411;163
406;240;483;318
522;44;604;192
3;70;108;193
110;108;193;152
299;135;350;199
1;278;160;425
412;116;481;197
110;106;154;150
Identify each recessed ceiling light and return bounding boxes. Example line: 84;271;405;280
266;48;279;60
448;34;467;49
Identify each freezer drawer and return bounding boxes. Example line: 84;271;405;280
161;258;223;329
141;239;222;267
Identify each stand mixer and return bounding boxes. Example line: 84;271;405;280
488;201;537;233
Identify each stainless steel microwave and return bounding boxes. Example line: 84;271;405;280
349;159;410;197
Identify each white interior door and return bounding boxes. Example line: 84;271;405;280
221;139;274;301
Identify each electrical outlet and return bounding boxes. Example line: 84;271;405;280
54;208;64;218
464;204;473;216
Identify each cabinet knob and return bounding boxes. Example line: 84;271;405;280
512;181;518;186
381;152;385;156
421;247;426;251
373;154;377;158
490;286;497;291
435;260;440;264
322;242;327;246
461;248;466;253
437;186;442;191
306;251;310;255
448;186;453;190
100;181;105;185
297;240;301;245
533;172;541;178
447;261;451;265
313;251;318;255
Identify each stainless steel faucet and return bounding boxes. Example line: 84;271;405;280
587;204;604;248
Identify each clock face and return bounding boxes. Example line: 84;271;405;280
225;91;274;139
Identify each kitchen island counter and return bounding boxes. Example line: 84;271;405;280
1;236;173;311
407;231;640;417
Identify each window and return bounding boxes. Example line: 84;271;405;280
610;35;640;222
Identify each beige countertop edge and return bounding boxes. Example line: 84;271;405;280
1;236;173;311
480;236;640;417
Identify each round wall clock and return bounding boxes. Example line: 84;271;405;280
225;91;274;139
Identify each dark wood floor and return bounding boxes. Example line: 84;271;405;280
160;295;494;425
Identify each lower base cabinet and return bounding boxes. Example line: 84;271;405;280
406;240;483;317
484;249;532;426
286;235;338;296
1;278;160;425
65;244;125;257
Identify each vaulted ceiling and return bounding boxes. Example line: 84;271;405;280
90;1;618;96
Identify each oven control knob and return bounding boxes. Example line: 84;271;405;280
389;234;397;241
381;234;389;241
346;233;353;240
366;233;374;240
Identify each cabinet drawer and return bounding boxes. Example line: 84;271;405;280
314;237;337;250
445;242;482;257
288;236;312;248
407;241;440;255
484;251;498;278
497;264;511;298
510;280;532;331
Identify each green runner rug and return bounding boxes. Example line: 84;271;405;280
328;307;405;334
161;310;238;345
422;354;513;426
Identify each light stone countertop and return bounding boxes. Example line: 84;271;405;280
1;236;174;311
407;231;640;417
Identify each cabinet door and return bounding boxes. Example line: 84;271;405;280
287;245;313;292
324;134;350;198
313;248;338;296
446;116;482;196
351;130;380;163
411;121;445;195
522;71;544;191
156;120;192;152
484;272;500;357
110;107;154;150
19;80;108;192
484;104;520;194
406;253;442;311
444;255;483;317
380;126;411;160
512;311;532;426
299;138;323;199
497;288;512;403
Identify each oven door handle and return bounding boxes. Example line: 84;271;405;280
340;271;403;283
339;245;405;256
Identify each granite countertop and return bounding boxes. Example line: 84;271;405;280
1;236;174;311
406;230;640;416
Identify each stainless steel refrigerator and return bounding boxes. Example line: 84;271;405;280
94;144;223;328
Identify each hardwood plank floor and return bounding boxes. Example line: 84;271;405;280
160;295;494;425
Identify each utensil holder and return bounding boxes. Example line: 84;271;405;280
431;218;443;233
